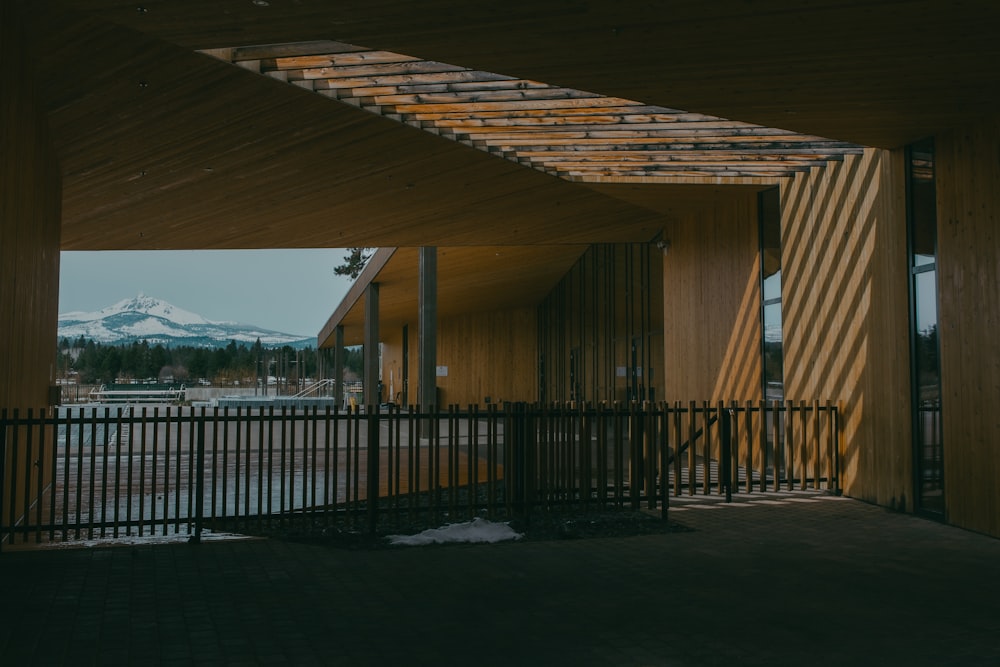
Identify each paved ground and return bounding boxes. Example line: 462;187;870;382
2;490;999;666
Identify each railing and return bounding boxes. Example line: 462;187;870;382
89;384;186;403
0;400;840;549
291;378;336;398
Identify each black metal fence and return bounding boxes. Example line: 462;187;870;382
0;400;839;549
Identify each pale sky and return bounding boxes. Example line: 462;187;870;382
58;250;357;339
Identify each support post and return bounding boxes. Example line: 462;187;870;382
364;284;380;408
190;411;206;544
418;248;438;413
334;325;345;408
720;406;733;503
367;404;379;534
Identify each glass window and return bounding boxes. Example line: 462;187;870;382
907;138;944;516
760;188;783;401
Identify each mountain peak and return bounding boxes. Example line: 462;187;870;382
101;294;211;326
58;295;313;349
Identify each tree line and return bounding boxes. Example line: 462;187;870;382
57;337;363;386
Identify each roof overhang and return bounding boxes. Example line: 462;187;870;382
19;2;999;254
318;245;589;347
44;1;1000;148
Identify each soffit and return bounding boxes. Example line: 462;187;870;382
318;245;588;346
26;6;666;250
49;1;1000;148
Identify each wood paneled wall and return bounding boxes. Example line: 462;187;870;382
936;115;1000;537
782;149;912;510
1;4;63;526
661;192;761;401
538;244;664;404
379;307;538;408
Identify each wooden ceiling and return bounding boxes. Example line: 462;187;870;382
18;1;999;253
318;246;589;347
44;1;1000;147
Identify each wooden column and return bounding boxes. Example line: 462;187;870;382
1;4;63;537
936;117;1000;537
0;2;62;410
333;325;345;407
418;247;438;411
364;283;380;407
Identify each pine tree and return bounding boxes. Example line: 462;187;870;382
333;248;374;279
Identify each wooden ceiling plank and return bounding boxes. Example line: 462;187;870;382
490;136;856;148
435;117;757;130
366;87;602;106
281;51;423;68
566;168;807;178
449;114;706;126
517;149;855;159
232;41;367;61
301;70;514;88
389;97;645;114
306;61;471;81
527;154;840;164
339;79;555;98
409;105;679;120
453;128;845;141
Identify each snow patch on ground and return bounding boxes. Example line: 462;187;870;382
387;518;523;546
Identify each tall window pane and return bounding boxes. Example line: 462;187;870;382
908;138;944;515
760;188;783;401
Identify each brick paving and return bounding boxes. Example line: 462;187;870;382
2;490;999;666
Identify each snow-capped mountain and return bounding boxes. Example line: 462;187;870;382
58;294;314;349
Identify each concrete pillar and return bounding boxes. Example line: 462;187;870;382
418;247;438;411
364;283;380;407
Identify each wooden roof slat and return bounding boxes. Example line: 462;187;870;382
433;116;750;129
524;153;843;163
305;70;515;88
491;157;821;171
240;40;860;182
273;51;422;68
516;149;857;158
336;78;554;98
407;105;683;120
388;97;645;114
566;167;812;177
305;60;472;80
452;127;839;140
491;136;857;148
232;41;367;61
366;87;601;106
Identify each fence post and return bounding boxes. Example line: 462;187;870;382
190;410;206;544
367;404;380;534
511;402;528;521
0;409;6;552
720;407;733;503
833;402;842;495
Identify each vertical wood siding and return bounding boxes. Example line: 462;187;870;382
437;308;538;406
538;244;664;404
379;307;538;408
662;192;761;401
936;116;1000;537
782;149;912;510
